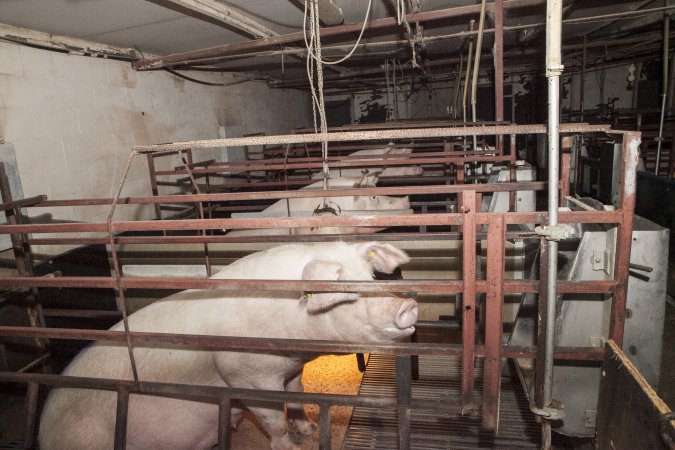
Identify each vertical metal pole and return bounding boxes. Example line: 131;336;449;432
218;398;231;450
114;387;130;450
482;214;505;431
580;35;586;123
560;137;572;204
461;190;476;413
146;154;162;220
543;1;564;448
655;13;670;175
452;54;464;119
319;402;332;450
534;237;549;409
608;133;640;346
493;0;504;152
396;356;412;450
22;382;39;448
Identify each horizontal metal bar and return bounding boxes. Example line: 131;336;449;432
0;209;623;235
155;156;514;176
0;195;48;212
0;371;399;409
0;276;617;294
0;326;606;361
26;230;538;246
132;124;614;153
32;182;548;209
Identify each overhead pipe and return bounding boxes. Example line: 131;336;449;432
655;12;671;175
451;53;464;119
471;0;488;150
462;20;475;150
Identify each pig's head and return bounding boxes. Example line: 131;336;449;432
351;172;410;211
299;242;418;342
353;193;410;210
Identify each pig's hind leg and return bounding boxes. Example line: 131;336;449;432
244;399;299;450
285;371;318;436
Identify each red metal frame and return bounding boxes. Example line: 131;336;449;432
0;125;640;449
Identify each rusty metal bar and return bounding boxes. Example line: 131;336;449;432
154;155;515;176
461;190;477;413
217;398;231;450
179;150;212;277
0;276;618;295
146;154;162;220
31;181;549;209
482;214;505;430
132;124;613;153
25;230;537;246
106;151;141;382
22;382;38;449
0;326;607;361
0;194;47;213
319;402;331;450
396;356;412;450
132;0;547;70
114;386;130;450
0;208;624;237
609;132;640;345
560;137;572;203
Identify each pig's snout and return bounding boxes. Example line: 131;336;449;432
398;196;410;209
413;166;424;175
395;298;418;329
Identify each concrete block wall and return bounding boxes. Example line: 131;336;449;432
0;42;311;255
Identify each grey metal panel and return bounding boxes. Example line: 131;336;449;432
623;216;669;388
509;215;669;437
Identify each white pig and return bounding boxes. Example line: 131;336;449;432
38;241;417;450
227;174;411;236
311;145;423;179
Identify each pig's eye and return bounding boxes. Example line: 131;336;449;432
371;196;377;200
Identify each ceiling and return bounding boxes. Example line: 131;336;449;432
0;0;671;90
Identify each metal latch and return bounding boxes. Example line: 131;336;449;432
534;224;576;241
591;249;613;274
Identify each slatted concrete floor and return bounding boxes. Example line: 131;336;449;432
342;354;540;449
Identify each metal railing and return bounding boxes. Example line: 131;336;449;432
0;124;640;449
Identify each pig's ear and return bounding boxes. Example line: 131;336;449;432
301;260;359;313
355;242;410;274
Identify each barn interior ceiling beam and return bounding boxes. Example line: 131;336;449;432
154;0;277;39
132;0;548;70
0;22;143;60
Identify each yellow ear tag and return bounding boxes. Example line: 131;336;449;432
368;250;377;260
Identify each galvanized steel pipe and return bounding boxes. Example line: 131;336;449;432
543;0;564;448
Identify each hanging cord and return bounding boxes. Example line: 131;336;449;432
304;0;330;196
304;0;372;65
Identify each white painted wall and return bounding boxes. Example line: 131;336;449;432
0;42;311;255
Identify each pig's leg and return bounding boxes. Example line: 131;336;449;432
285;371;318;436
244;400;299;450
